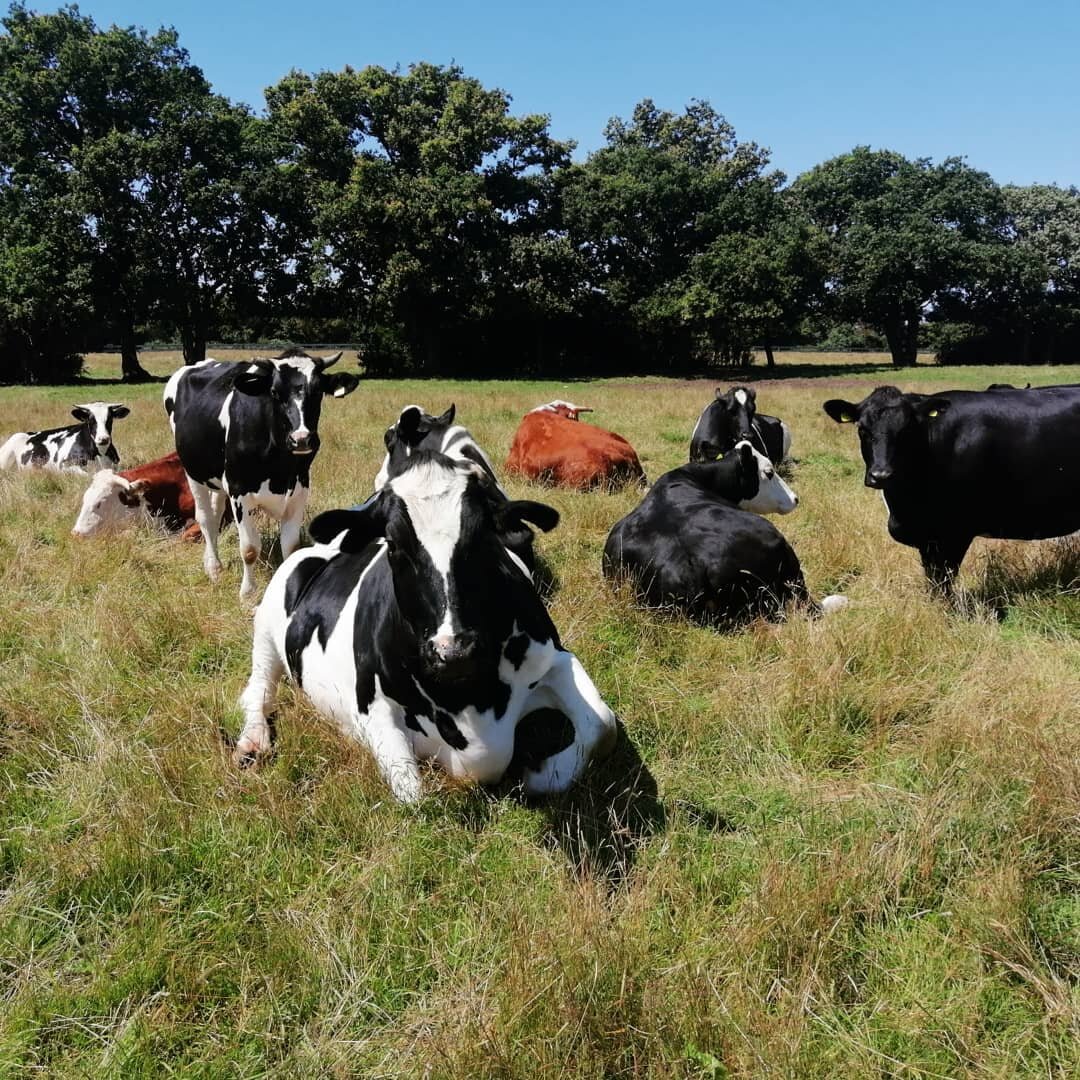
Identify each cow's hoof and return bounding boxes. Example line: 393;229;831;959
232;739;266;769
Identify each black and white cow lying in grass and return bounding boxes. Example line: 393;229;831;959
164;349;358;601
0;403;129;472
604;442;846;626
375;403;540;573
233;451;618;802
690;386;791;466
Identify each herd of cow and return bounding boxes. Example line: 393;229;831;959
3;348;1080;801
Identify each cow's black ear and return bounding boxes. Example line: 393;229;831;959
109;405;130;419
714;387;725;399
744;387;757;402
916;397;951;420
823;399;859;423
436;404;456;426
309;500;385;553
234;363;273;395
322;371;359;399
71;407;91;422
499;500;559;534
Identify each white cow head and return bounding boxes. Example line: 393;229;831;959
733;441;798;515
72;402;129;455
72;470;148;536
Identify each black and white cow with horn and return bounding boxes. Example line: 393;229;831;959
232;450;618;801
0;402;129;472
164;348;359;600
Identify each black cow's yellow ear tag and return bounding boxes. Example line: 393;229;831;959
927;409;939;418
839;412;854;423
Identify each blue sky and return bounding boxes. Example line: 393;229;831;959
78;0;1078;186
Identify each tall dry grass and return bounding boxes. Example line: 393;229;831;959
0;354;1078;1076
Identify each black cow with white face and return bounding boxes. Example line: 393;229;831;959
0;403;129;473
164;348;359;600
604;442;843;625
232;451;618;801
375;403;539;572
824;383;1080;594
690;386;791;467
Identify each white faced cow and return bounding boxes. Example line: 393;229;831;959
164;348;358;600
233;451;618;802
0;403;129;472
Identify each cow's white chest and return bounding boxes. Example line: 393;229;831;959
238;476;306;516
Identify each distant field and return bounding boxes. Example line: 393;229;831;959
1;357;1078;1076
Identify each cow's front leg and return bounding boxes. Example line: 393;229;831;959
234;606;284;766
234;497;262;603
522;651;618;796
189;479;223;580
346;699;423;804
919;536;971;599
279;485;309;561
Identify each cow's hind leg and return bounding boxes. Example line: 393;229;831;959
522;651;617;796
234;497;262;603
190;479;223;581
234;604;284;766
920;537;971;599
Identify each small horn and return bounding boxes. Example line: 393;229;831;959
320;351;343;369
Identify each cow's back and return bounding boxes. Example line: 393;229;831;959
507;413;643;489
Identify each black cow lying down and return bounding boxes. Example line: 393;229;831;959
233;451;617;801
604;442;846;625
824;383;1080;593
690;386;791;466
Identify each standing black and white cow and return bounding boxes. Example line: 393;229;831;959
824;384;1080;594
690;386;791;466
603;442;845;625
374;403;540;571
0;403;129;472
232;451;617;801
164;348;359;600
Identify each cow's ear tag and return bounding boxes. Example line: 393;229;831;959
927;409;939;418
838;412;854;423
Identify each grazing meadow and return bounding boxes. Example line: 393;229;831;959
1;351;1079;1077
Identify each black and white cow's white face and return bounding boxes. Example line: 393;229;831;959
71;402;129;455
233;350;358;455
374;404;457;489
312;453;558;683
824;387;951;489
690;387;757;462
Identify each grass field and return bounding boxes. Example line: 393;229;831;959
1;351;1078;1077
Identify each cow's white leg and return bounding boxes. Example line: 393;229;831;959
234;497;262;602
346;698;423;804
279;485;308;561
234;607;284;765
189;479;223;580
523;651;618;796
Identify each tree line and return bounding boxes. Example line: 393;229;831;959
2;4;1077;383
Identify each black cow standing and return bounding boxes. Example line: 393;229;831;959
824;384;1080;594
603;442;844;625
164;348;359;600
0;403;129;472
689;386;791;466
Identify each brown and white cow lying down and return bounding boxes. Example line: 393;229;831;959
505;401;645;490
72;451;228;540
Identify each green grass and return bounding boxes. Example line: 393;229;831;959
1;354;1078;1076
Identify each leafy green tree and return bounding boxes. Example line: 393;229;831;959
265;62;574;374
791;147;1006;366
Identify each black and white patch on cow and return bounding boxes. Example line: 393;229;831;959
0;402;129;473
824;383;1080;594
233;452;616;802
690;386;791;467
164;348;359;600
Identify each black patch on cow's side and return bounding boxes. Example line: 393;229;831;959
284;556;328;616
16;421;106;469
503;633;530;670
284;544;383;685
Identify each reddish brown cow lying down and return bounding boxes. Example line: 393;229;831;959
72;450;221;540
505;401;646;490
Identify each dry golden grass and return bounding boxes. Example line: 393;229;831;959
0;352;1078;1076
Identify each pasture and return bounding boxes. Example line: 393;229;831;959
1;352;1079;1077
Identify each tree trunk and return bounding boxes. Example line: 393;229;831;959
180;323;207;366
764;341;775;368
119;323;152;382
885;312;919;367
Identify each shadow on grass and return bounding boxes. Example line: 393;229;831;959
961;538;1080;623
508;712;664;889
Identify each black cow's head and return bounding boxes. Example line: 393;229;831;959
824;386;951;489
312;452;558;684
375;404;457;489
690;386;757;462
71;402;129;454
233;348;359;455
